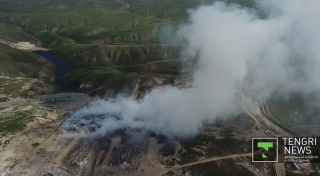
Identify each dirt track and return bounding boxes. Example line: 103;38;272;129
239;83;288;176
168;153;251;171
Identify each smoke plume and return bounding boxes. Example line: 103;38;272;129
62;0;320;138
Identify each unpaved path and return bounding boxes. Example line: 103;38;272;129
0;109;60;174
52;137;81;165
30;137;80;176
145;153;252;176
168;153;251;171
100;141;114;166
238;83;259;129
276;163;286;176
239;83;288;176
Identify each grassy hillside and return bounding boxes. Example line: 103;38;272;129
0;43;55;98
0;22;39;43
0;0;158;47
0;0;256;48
0;0;256;95
49;44;181;66
0;22;54;80
266;92;320;135
61;67;139;95
0;44;54;80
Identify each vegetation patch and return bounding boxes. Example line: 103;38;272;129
178;135;250;165
0;111;33;133
267;91;320;135
181;158;254;176
0;97;9;102
0;105;48;134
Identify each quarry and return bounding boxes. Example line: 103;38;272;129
0;40;48;52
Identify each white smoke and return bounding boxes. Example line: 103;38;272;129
62;0;320;138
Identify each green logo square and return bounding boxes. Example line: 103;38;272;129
252;138;278;162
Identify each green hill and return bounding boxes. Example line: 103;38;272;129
0;0;255;95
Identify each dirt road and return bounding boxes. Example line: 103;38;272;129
276;163;286;176
144;153;252;176
168;153;251;171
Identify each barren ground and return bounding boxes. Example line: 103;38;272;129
0;81;317;176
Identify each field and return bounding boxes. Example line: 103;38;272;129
265;91;320;135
